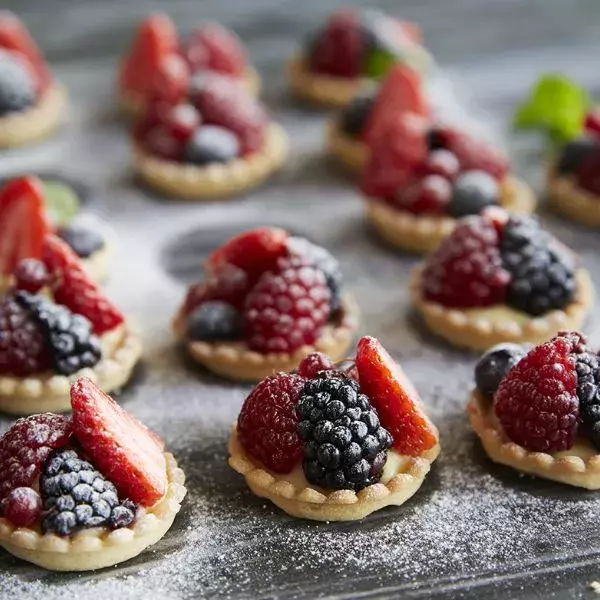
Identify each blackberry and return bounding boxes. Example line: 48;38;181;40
287;237;343;313
575;353;600;450
500;216;576;316
40;448;137;536
339;93;375;138
296;372;392;491
187;300;242;341
0;51;36;117
15;291;102;376
58;224;105;259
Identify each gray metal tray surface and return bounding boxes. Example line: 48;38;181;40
2;1;600;598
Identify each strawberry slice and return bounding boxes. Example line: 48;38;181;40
0;11;51;92
42;235;125;335
71;378;166;506
355;337;438;456
185;23;247;76
363;65;430;145
0;177;51;277
119;13;179;99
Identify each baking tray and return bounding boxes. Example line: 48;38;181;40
2;1;600;598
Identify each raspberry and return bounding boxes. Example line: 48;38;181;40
0;414;72;501
584;111;600;138
308;10;363;78
396;175;452;215
140;124;185;161
243;262;331;354
494;335;579;452
421;215;511;308
298;352;334;378
0;293;51;376
183;265;249;315
1;487;42;526
237;373;306;473
576;151;600;196
162;103;201;143
185;23;247;76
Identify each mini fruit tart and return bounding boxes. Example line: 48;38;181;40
229;336;440;521
547;135;600;228
0;12;67;149
118;13;260;118
172;227;359;382
132;75;287;200
288;8;431;108
351;68;535;254
411;210;594;351
0;177;110;293
468;331;600;489
0;377;186;571
0;234;141;415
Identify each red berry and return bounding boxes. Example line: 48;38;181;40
396;175;452;215
42;235;125;335
140;124;184;161
185;23;247;76
71;377;166;506
244;261;331;354
1;487;42;526
0;414;72;501
298;352;334;378
494;334;580;452
576;152;600;196
191;76;266;155
308;10;363;78
419;149;460;180
421;215;511;308
584;111;600;137
237;373;305;473
163;103;201;142
355;336;438;455
13;258;51;293
145;54;190;108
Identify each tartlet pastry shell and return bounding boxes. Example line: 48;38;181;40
0;453;187;571
133;123;288;200
172;295;360;382
0;83;67;149
468;391;600;489
0;324;142;415
411;268;594;351
229;428;440;521
119;67;262;117
366;176;537;255
547;168;600;228
325;120;367;173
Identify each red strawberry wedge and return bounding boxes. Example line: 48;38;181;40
42;235;125;335
71;378;166;506
0;177;51;277
185;23;247;76
355;337;438;456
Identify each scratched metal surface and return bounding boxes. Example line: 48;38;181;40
1;1;600;598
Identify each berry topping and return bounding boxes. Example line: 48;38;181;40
191;75;266;155
145;54;190;109
237;373;306;473
298;352;334;379
555;137;600;175
15;290;102;376
40;448;137;536
57;224;105;260
0;49;36;116
71;378;166;506
162;103;200;143
474;343;527;400
396;175;452;215
1;487;42;527
340;93;375;138
500;216;576;316
0;292;51;376
0;414;72;501
494;334;579;452
575;150;600;196
244;260;331;354
584;111;600;138
308;10;363;79
185;23;247;76
448;170;500;218
575;353;600;450
42;235;125;335
186;300;242;342
422;215;510;308
139;124;185;161
419;149;461;181
184;125;240;165
355;337;438;456
13;258;51;294
296;372;393;491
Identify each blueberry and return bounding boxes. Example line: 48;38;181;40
186;301;242;342
339;93;375;137
448;170;500;218
58;224;105;259
184;126;240;166
0;50;36;116
475;343;527;400
556;137;600;175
